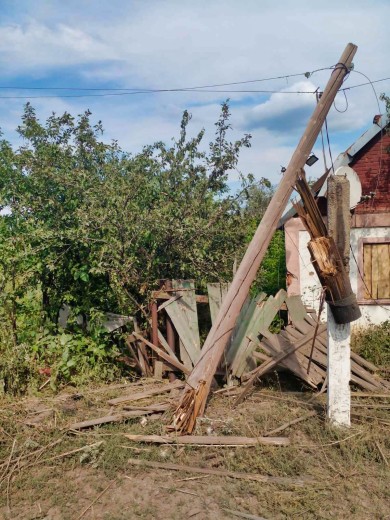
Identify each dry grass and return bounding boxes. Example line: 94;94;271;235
0;380;389;520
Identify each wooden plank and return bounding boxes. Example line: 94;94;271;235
351;392;390;398
157;295;182;312
133;318;153;377
68;410;153;430
233;291;287;377
377;244;390;299
107;380;185;406
284;325;329;374
152;290;208;303
263;411;317;437
154;360;163;380
280;331;326;385
351;374;385;392
157;329;180;361
363;244;372;299
307;335;385;390
123;434;290;446
262;332;325;386
127;459;309;486
164;280;200;369
350;351;378;373
235;324;327;405
252;351;272;363
133;332;191;375
225;297;256;368
257;289;287;336
286;323;386;391
122;403;170;412
285;294;307;323
207;283;230;324
126;339;146;375
371;244;379;299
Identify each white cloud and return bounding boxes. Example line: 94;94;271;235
0;22;113;73
0;0;389;187
246;81;317;132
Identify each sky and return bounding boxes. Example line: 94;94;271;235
0;0;389;187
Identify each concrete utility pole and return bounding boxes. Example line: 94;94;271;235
327;175;351;427
172;43;358;434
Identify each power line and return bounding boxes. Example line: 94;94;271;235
0;89;321;99
0;66;333;91
0;76;388;100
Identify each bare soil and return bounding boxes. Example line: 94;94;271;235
1;380;389;520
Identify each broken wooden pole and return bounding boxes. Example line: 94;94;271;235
327;175;352;427
294;171;361;324
172;43;358;433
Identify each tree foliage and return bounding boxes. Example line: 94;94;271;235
0;102;285;391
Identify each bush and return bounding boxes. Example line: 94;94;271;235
351;321;390;368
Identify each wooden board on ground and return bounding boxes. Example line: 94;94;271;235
107;380;185;406
123;434;290;446
68;409;165;430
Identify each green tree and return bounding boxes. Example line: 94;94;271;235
0;101;287;390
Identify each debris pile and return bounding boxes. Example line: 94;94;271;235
123;282;389;417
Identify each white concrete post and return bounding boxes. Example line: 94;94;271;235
327;175;351;427
327;311;351;426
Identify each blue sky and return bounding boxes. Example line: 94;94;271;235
0;0;389;185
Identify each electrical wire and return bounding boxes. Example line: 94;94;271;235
0;66;332;91
0;89;321;99
0;75;388;100
324;117;335;173
333;90;349;113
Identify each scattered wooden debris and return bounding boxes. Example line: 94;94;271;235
67;407;169;431
133;332;190;375
107;380;184;406
262;411;317;437
223;509;269;520
123;434;290;446
127;458;310;486
235;324;327;405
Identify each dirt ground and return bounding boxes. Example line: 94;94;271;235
0;378;389;520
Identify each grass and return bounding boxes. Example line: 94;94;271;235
352;320;390;368
0;381;389;519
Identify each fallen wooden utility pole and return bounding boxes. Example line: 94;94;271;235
171;43;358;433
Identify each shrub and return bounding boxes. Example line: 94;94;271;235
351;321;390;368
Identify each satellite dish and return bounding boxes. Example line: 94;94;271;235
335;166;362;208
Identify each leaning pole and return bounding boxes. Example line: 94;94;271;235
172;43;358;434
